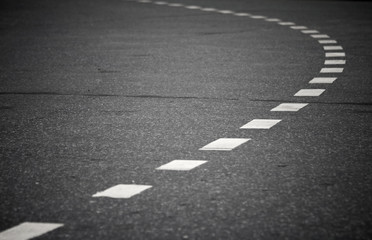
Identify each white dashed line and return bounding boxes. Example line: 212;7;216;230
240;119;282;129
320;68;344;73
265;18;281;22
301;30;319;34
311;34;330;38
318;40;337;44
278;22;295;25
200;7;217;12
234;13;251;17
185;5;201;9
290;26;308;30
218;10;235;14
199;138;251;151
250;15;266;19
324;60;346;65
92;184;152;199
0;222;63;240
323;46;343;50
294;89;325;96
309;77;337;84
156;160;207;171
168;3;183;7
154;1;167;5
325;52;345;57
271;103;308;112
137;0;151;3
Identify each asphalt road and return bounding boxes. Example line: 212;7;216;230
0;0;371;239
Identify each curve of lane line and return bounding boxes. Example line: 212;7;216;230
94;0;347;199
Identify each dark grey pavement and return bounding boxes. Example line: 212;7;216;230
0;0;371;239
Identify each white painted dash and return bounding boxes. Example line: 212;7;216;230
156;160;207;171
301;30;319;34
218;10;234;14
294;89;325;96
250;15;266;19
309;77;337;84
323;46;343;50
265;18;281;22
325;52;345;57
0;222;63;240
199;138;251;151
290;26;308;30
200;7;217;12
324;60;346;65
318;40;337;44
92;184;152;199
278;22;295;25
154;1;167;5
234;13;251;17
311;34;330;39
168;3;183;7
185;5;201;9
271;103;308;112
320;68;344;73
240;119;282;129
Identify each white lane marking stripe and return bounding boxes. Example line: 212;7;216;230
218;10;234;14
271;103;308;112
240;119;282;129
294;89;325;96
290;26;308;30
265;18;281;22
250;15;266;19
200;7;217;11
323;46;343;50
301;30;319;34
168;3;183;7
156;160;207;171
318;40;337;44
324;60;346;65
325;52;345;57
199;138;251;151
92;184;152;199
154;1;167;5
185;5;201;9
278;22;295;25
311;34;330;38
309;77;337;84
0;222;63;240
234;13;251;17
320;68;344;73
137;0;151;3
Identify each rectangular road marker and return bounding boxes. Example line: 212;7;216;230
186;5;201;9
154;1;167;5
309;77;337;84
218;10;234;14
156;160;207;171
250;15;266;19
199;138;250;151
240;119;282;129
271;103;308;112
311;34;330;38
168;3;183;7
234;13;251;16
320;68;344;73
92;184;152;199
278;22;295;25
265;18;281;22
301;30;319;34
318;40;337;44
324;60;346;65
200;7;217;12
323;46;343;50
0;222;63;240
325;52;345;57
290;26;307;30
294;89;325;96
